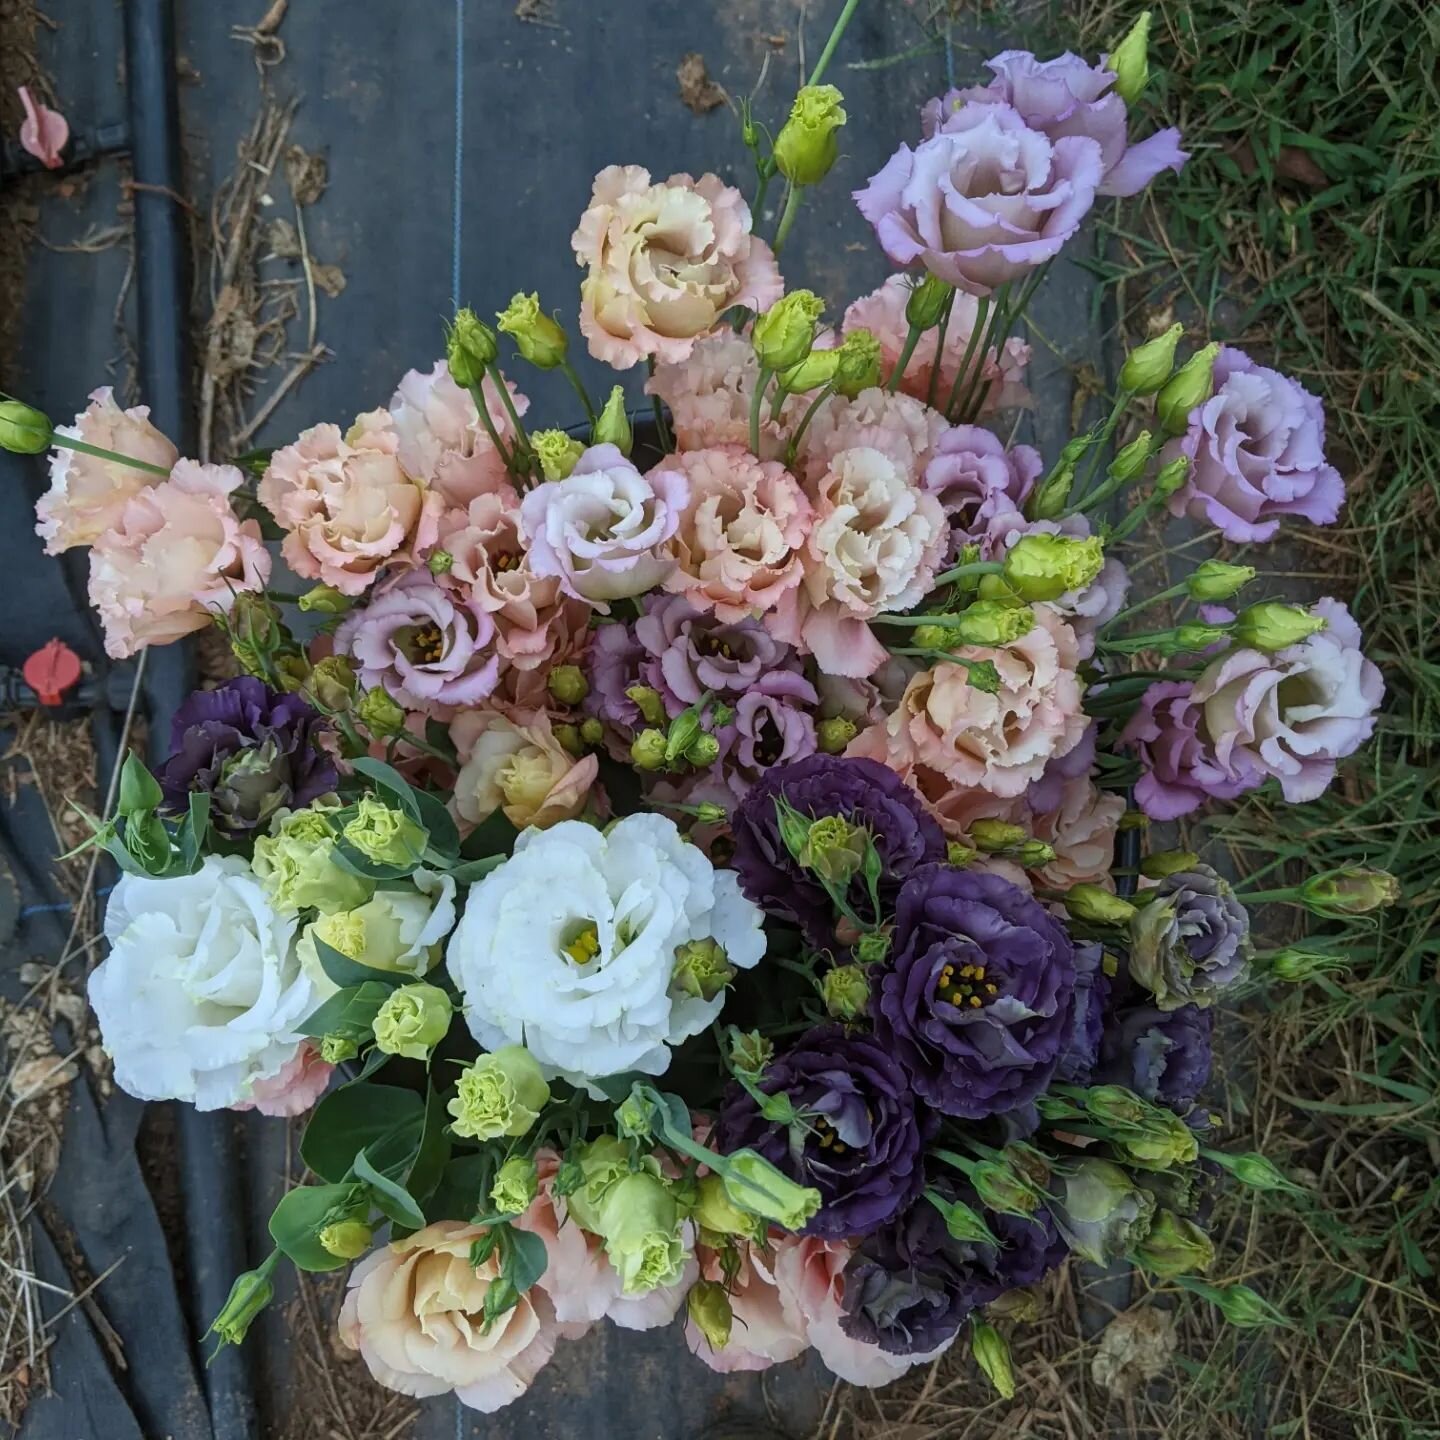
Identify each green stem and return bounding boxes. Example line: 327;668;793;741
1233;887;1301;906
49;432;173;477
925;289;957;408
785;383;834;466
952;284;1011;422
887;322;924;395
807;0;863;84
1103;582;1189;631
559;357;596;425
1070;389;1135;506
931;558;1005;588
465;382;515;471
773;184;804;255
646;357;674;451
750;365;773;455
487;363;532;463
752;159;776;220
944;296;989;418
1109;487;1170;544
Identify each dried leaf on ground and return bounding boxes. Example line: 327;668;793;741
284;144;328;206
677;52;727;114
310;261;346;298
1091;1305;1178;1397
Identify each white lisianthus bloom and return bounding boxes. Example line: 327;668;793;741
89;855;313;1110
447;814;765;1091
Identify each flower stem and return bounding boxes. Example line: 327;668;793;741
1068;388;1136;507
487;363;532;465
1103;582;1189;631
559;357;597;426
925;288;957;408
951;283;1011;422
785;382;834;466
750;365;774;455
931;558;1005;588
465;382;515;471
943;295;990;419
887;322;924;395
773;184;804;255
644;358;674;452
807;0;863;84
49;432;173;477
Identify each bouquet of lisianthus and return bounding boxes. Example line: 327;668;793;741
3;6;1391;1413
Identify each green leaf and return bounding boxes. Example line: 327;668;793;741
406;1083;453;1204
118;752;164;815
331;838;420;882
178;791;211;873
351;757;425;826
301;1083;424;1183
426;1154;491;1223
503;1227;548;1295
448;854;506;885
411;788;460;859
458;808;519;860
311;936;406;992
355;1147;426;1229
297;981;391;1040
268;1183;362;1272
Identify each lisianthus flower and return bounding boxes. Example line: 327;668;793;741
855;101;1103;294
685;1241;807;1374
252;801;374;916
843;277;1031;413
338;1221;584;1413
87;460;271;659
90;856;313;1110
388;359;529;507
1099;1002;1213;1111
922;424;1043;547
798;386;949;484
258;409;440;596
1129;864;1251;1010
35;386;178;553
571;165;782;368
519;443;687;606
448;814;765;1091
448;708;598;830
156;678;337;837
231;1040;333;1117
1162;347;1344;542
655;446;813;622
1027;777;1125;891
1055;939;1110;1085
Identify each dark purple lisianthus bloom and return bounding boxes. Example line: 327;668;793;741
158;677;336;836
840;1184;1067;1356
876;866;1077;1118
1100;1003;1213;1110
717;1024;928;1239
730;755;946;945
1055;940;1110;1085
1130;864;1251;1011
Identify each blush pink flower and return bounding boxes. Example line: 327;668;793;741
685;1241;808;1375
87;461;271;659
655;446;812;621
35;387;179;554
18;86;67;169
258;410;440;596
448;709;598;830
849;608;1085;797
231;1041;332;1117
798;387;950;485
388;360;529;507
843;277;1031;413
572;165;783;368
1028;777;1124;890
338;1220;581;1413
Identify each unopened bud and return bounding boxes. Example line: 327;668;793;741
1065;884;1137;925
427;548;454;576
297;583;352;614
447;307;498;387
1107;10;1153;105
548;664;588;705
209;1265;275;1347
821;963;869;1021
971;818;1028;853
1140;849;1200;880
1187;560;1255;602
905;273;954;330
970;1322;1016;1400
579;716;604;747
631;729;668;771
532;428;586;480
780;345;841;395
319;1219;374;1260
816;715;858;754
1003;533;1105;602
1131;1209;1214;1277
1232;602;1325;652
1265;947;1348;982
752;290;825;372
772;83;847;186
1107;430;1154;482
1298;867;1399;916
357;686;406;739
592;385;634;456
0;399;52;454
687;1279;734;1350
497;291;567;369
1120;322;1182;394
833;328;882;398
1156;343;1220;434
625;685;667;728
1027;463;1074;520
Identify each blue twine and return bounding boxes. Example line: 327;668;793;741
451;0;465;314
19;883;114;920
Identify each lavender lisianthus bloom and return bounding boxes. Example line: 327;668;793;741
1055;940;1110;1085
875;866;1077;1118
583;616;647;737
519;442;687;606
855;101;1104;295
1026;719;1096;813
335;570;500;713
1099;1003;1213;1111
730;755;946;945
925;49;1188;198
1162;347;1344;542
158;677;336;836
1129;864;1251;1011
1192;597;1383;804
713;670;819;800
922;425;1043;546
717;1024;929;1238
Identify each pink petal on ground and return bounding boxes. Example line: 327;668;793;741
18;86;68;170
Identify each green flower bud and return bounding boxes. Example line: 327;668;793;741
553;722;584;756
1140;849;1200;880
319;1033;359;1063
798;814;869;886
720;1149;822;1231
1153;455;1191;495
671;937;736;1001
911;623;950;651
1232;602;1325;652
1014;840;1056;868
971;1321;1016;1400
224;592;292;676
1065;884;1137;925
687;1279;734;1350
816;715;858;754
319;1219;373;1260
1187;560;1255;602
728;1029;773;1079
1297;867;1399;916
1197;1281;1290;1329
305;655;359;714
497;291;568;368
1002;533;1105;602
946;841;977;867
693;801;728;825
779;346;841;395
547;664;588;706
970;818;1028;853
579;716;605;747
1106;10;1153;104
855;929;891;966
561;1135;633;1231
532;427;586;480
372;982;452;1060
1027;463;1074;521
971;1159;1039;1217
448;1045;551;1141
821;962;870;1020
422;548;453;577
951;600;1036;647
1083;1084;1151;1128
625;685;667;727
490;1156;540;1216
297;583;352;615
208;1265;275;1347
686;731;721;767
630;729;667;771
905;273;954;330
587;383;633;455
1132;1209;1214;1277
356;686;406;739
1171;621;1231;653
1156;343;1221;435
595;1172;686;1295
1120;322;1183;394
772;83;847;186
832;328;883;398
752;289;825;372
1208;1150;1306;1196
1107;430;1154;482
253;801;372;916
1048;1157;1155;1264
342;795;426;868
1265;946;1348;982
693;1174;760;1240
446;307;498;387
1114;1108;1200;1170
0;398;52;454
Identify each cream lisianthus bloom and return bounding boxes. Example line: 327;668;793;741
447;814;765;1092
449;708;597;831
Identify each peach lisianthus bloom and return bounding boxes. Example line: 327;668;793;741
654;446;813;622
388;360;529;507
449;709;597;830
843;276;1030;414
685;1240;808;1375
258;410;440;596
230;1040;332;1117
87;460;271;659
849;608;1085;798
571;165;783;369
338;1220;580;1413
796;386;950;485
35;387;179;553
1029;776;1125;891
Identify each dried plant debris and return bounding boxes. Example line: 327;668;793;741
283;143;328;207
1091;1305;1178;1397
677;51;727;114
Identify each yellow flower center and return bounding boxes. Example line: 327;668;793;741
562;919;601;967
936;961;998;1009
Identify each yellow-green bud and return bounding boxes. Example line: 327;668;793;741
427;548;454;576
297;583;352;615
671;938;735;1002
720;1149;822;1231
693;1174;760;1240
1106;11;1153;105
592;385;633;456
1298;867;1399;916
1232;602;1325;652
594;1172;687;1295
532;428;586;480
1206;1282;1289;1329
686;731;720;767
1014;840;1056;867
497;291;568;368
372;982;452;1060
1065;884;1138;925
342;795;426;868
752;289;825;372
356;687;406;739
448;1045;552;1140
687;1279;734;1350
1002;533;1105;602
1156;343;1221;434
547;664;589;706
554;722;584;756
0;399;52;454
305;655;359;714
1027;463;1074;520
798;814;869;886
772;83;847;186
1107;431;1154;483
490;1156;540;1216
693;801;728;825
446;307;498;387
833;328;883;398
911;623;951;651
779;346;841;394
728;1029;773;1078
906;273;954;330
816;715;858;754
579;716;605;747
208;1266;275;1347
1154;454;1190;495
986;1286;1043;1324
1140;849;1200;880
1266;947;1347;982
1213;1150;1306;1195
947;841;977;867
1132;1209;1214;1277
1187;559;1254;602
971;1322;1016;1400
855;929;891;966
821;962;869;1020
1120;322;1182;394
625;685;667;727
1172;621;1231;653
318;1219;373;1260
631;729;667;771
970;818;1028;853
225;592;290;677
319;1033;359;1063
